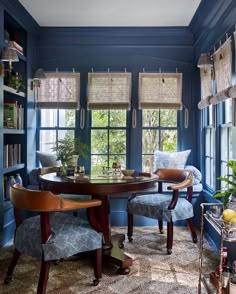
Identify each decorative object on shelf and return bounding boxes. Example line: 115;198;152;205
1;43;19;72
15;173;22;185
214;159;236;207
8;41;23;55
51;136;88;176
5;176;16;200
4;71;25;93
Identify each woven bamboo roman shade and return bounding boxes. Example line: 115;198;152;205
36;72;80;109
138;73;183;109
87;72;131;110
197;66;212;109
211;38;232;105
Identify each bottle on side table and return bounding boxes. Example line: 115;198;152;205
230;261;236;293
215;247;231;291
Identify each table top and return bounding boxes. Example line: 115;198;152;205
40;172;158;196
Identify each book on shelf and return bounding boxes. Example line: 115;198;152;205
4;100;24;129
9;41;24;55
3;144;22;168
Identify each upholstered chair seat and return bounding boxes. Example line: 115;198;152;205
127;168;197;254
4;184;103;294
15;212;102;261
127;194;194;222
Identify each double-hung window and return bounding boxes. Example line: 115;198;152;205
88;72;131;173
139;72;182;172
36;72;80;153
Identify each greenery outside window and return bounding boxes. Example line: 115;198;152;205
39;109;76;153
90;110;127;174
142;109;178;172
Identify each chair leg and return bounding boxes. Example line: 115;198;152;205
167;221;173;255
158;220;164;234
186;218;198;243
37;260;50;294
127;213;133;242
4;248;21;284
93;248;102;286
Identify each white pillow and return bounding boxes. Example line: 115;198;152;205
185;165;202;184
36;151;61;167
153;150;191;171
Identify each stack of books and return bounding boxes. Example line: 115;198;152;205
9;41;24;55
4;100;24;129
3;144;22;168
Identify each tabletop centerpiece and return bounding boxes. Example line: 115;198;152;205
51;136;88;176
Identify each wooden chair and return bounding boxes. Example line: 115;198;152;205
4;184;103;294
127;168;197;254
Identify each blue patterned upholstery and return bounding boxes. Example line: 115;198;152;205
14;212;102;261
127;193;193;222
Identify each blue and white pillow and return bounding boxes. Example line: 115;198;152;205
36;151;61;167
153;150;191;171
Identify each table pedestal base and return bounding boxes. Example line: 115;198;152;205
103;234;132;274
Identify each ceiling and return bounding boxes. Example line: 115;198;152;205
18;0;201;27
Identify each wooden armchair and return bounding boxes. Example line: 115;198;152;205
4;184;103;294
127;168;197;254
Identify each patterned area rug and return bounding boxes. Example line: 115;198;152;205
0;226;218;294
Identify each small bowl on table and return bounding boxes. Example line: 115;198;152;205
121;169;135;177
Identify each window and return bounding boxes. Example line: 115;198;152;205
39;109;76;153
36;72;79;154
142;109;178;172
90;110;127;174
219;99;236;189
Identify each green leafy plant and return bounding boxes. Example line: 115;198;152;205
214;159;236;206
4;72;25;93
51;136;88;167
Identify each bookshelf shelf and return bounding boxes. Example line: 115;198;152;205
3;85;26;97
3;164;25;175
0;10;28;247
3;129;25;134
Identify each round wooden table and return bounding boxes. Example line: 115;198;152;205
40;172;158;274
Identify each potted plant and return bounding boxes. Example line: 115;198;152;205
214;159;236;207
51;136;88;175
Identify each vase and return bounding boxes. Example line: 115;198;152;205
60;164;68;176
15;173;23;185
68;155;79;167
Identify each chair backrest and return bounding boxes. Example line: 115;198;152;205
155;169;193;205
10;184;102;212
156;168;193;187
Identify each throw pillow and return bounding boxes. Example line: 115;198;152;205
36;151;61;167
153;149;191;171
185;165;202;185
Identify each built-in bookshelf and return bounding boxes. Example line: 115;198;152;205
0;10;28;247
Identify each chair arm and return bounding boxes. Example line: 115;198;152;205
167;177;192;191
39;166;59;175
60;198;102;210
167;171;193;191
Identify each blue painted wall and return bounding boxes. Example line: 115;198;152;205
37;26;201;226
3;0;236;234
37;27;199;169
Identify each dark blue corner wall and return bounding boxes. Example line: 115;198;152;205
3;0;236;228
37;27;199;169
